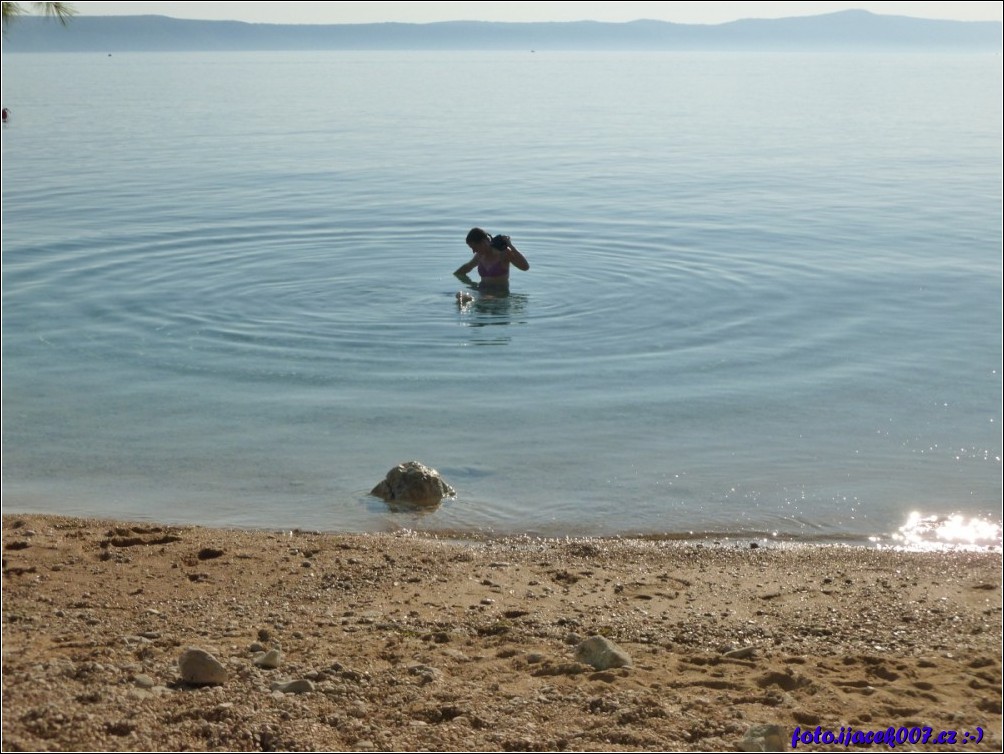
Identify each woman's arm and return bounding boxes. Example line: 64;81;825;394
454;257;478;277
504;243;530;272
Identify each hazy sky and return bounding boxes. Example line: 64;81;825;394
71;2;1003;25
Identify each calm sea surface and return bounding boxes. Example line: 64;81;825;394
2;51;1001;547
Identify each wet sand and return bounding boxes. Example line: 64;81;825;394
2;514;1001;751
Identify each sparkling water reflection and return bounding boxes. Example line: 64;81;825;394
888;512;1002;552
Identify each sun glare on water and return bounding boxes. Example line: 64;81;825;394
887;511;1002;552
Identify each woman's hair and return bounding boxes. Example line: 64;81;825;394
466;227;491;245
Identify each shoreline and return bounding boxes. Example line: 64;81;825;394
4;502;1000;552
3;513;1001;751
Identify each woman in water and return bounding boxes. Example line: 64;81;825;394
454;227;529;289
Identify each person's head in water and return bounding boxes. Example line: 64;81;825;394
466;227;491;251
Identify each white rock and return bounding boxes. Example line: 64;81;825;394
740;724;788;752
270;679;314;694
178;647;228;686
253;649;284;669
574;636;632;670
133;673;156;688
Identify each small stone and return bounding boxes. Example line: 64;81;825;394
178;647;228;686
724;646;757;660
408;664;440;684
254;649;284;669
270;679;314;694
739;724;788;752
133;674;156;689
574;636;632;671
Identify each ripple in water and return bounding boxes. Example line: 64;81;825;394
3;51;999;543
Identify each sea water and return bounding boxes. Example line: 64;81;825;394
2;51;1000;546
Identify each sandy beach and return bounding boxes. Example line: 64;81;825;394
2;514;1000;751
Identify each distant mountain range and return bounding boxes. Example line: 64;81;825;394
3;10;1000;53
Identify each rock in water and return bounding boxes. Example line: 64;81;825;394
370;461;456;505
178;647;228;686
574;636;632;670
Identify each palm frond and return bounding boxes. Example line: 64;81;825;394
35;1;75;25
2;2;28;29
2;1;75;31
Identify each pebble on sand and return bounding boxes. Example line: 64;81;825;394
253;649;284;669
178;647;229;686
574;635;632;671
270;679;315;694
739;723;788;752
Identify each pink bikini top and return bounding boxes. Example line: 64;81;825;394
477;255;508;277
